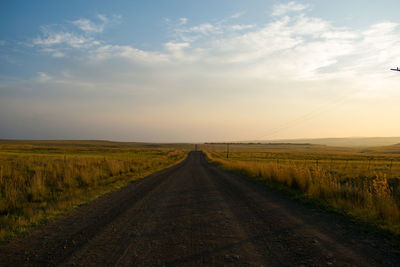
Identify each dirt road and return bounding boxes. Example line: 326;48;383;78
1;151;399;266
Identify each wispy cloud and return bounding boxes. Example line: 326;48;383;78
71;14;110;33
37;72;52;83
230;12;245;19
89;44;168;63
32;14;118;51
52;51;65;58
170;12;250;42
164;42;189;53
33;27;93;48
179;17;188;25
184;23;221;35
272;1;309;16
72;18;104;33
230;24;256;30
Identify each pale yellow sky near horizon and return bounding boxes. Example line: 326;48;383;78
1;1;400;142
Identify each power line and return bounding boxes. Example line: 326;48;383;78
250;67;397;141
255;88;362;140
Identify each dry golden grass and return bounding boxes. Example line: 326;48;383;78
203;144;400;235
0;142;187;241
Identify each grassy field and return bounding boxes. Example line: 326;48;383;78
0;140;189;241
203;143;400;235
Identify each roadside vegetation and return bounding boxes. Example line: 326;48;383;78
203;143;400;235
0;141;188;241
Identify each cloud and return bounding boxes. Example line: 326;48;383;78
0;40;6;46
230;12;245;19
37;72;52;82
164;41;189;52
164;42;193;61
33;28;93;48
89;44;168;63
272;1;309;16
179;17;188;25
343;22;400;74
231;24;256;30
72;18;104;33
52;51;65;58
31;22;105;58
186;23;221;35
97;14;109;22
172;22;222;43
32;14;119;49
71;14;110;33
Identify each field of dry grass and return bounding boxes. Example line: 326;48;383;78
203;143;400;235
0;140;188;241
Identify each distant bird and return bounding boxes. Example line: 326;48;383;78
391;67;400;72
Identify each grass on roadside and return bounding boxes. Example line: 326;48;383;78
203;146;400;236
0;143;187;242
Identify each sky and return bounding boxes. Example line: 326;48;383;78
0;0;400;142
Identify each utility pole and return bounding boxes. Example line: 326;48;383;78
391;67;400;72
368;158;372;171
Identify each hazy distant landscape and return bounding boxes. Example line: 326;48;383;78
262;137;400;147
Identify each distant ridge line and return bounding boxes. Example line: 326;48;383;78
245;137;400;148
205;142;312;146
